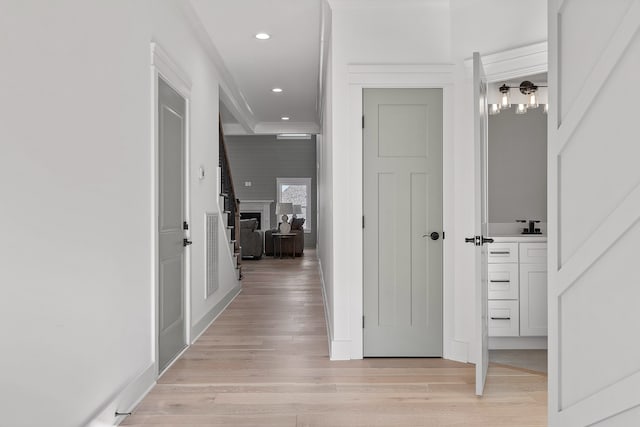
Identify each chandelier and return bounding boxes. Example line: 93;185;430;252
489;80;548;116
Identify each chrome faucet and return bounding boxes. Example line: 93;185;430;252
516;219;541;235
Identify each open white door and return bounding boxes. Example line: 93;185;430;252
548;1;640;425
469;52;491;396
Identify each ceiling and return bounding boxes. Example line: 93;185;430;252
190;0;323;135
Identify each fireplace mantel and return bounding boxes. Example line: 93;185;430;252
239;200;273;231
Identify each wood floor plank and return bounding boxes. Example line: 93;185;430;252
122;250;547;426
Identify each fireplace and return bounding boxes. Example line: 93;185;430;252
240;212;262;230
239;200;273;231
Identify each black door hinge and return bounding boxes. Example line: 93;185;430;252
362;216;365;228
362;316;365;328
362;116;365;129
183;221;189;230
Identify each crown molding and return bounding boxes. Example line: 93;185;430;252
254;122;320;135
328;0;447;9
464;41;548;82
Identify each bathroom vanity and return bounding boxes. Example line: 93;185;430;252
487;235;547;350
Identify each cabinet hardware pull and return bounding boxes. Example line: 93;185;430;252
490;251;510;255
490;280;510;283
490;316;511;320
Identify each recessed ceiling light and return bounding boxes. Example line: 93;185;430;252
272;88;283;93
281;116;290;121
255;33;270;40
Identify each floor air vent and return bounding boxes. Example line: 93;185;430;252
206;213;219;297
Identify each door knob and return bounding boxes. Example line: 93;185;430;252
429;232;440;240
183;238;193;247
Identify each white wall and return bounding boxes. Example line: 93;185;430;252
0;1;240;426
317;24;335;348
488;108;548;224
319;0;547;362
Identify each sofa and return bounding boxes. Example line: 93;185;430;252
264;218;305;257
239;218;263;259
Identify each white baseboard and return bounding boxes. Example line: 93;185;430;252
489;336;548;350
317;259;335;358
86;363;156;427
330;340;352;360
191;284;242;341
88;284;243;427
318;259;354;361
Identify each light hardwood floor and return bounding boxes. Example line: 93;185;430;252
123;250;547;426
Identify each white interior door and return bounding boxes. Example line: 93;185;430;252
157;77;187;372
471;52;490;396
548;1;640;425
363;88;443;357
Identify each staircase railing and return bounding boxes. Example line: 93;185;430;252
219;118;241;274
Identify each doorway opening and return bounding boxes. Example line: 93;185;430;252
485;72;548;374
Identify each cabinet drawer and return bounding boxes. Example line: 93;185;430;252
487;243;518;263
488;264;519;300
520;243;547;264
488;300;519;337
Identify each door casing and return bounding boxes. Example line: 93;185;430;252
151;43;192;377
343;66;454;360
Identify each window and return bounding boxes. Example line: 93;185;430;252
276;177;312;233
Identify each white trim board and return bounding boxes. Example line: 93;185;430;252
191;284;242;342
86;363;156;427
464;41;548;83
343;64;456;361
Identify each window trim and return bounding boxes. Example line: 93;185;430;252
276;177;312;233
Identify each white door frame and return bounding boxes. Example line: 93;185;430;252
151;43;192;376
347;65;454;360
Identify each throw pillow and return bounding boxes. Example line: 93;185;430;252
240;218;257;231
291;217;305;230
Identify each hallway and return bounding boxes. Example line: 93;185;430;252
123;251;547;426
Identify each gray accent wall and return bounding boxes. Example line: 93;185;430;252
488;108;547;224
225;135;317;247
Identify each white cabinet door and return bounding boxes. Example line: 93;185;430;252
520;263;547;336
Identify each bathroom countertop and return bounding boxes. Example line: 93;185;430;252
489;235;547;243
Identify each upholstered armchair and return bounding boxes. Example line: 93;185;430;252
239;218;263;259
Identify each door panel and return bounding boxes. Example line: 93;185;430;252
519;263;547;336
549;0;640;424
472;52;489;396
158;77;187;373
363;88;443;357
